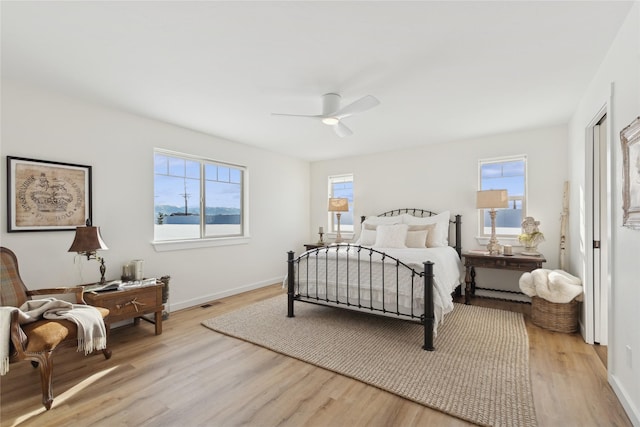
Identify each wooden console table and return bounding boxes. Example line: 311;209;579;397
83;283;164;335
462;252;546;304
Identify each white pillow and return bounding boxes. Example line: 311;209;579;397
401;211;450;247
363;215;402;226
405;227;429;248
373;224;408;248
356;227;377;246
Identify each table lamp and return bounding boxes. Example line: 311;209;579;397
68;219;109;284
477;190;508;255
328;198;349;243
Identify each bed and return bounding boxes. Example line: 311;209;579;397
286;209;463;351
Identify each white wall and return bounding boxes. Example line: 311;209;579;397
1;80;309;310
568;3;640;424
311;125;568;293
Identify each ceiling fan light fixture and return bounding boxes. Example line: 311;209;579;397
322;117;340;126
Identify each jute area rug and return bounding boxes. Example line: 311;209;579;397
202;296;537;427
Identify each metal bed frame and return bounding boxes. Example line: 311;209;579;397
286;209;462;351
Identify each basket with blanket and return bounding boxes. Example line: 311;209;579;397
519;268;583;333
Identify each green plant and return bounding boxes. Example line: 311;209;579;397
518;231;544;246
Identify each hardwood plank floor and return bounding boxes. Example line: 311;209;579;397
1;285;632;427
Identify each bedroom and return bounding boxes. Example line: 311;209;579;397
1;1;639;426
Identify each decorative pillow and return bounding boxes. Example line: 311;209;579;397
356;216;401;246
401;211;450;247
405;224;433;248
373;224;408;248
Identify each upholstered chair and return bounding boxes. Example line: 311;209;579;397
0;247;112;410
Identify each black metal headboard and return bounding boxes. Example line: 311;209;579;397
360;209;462;257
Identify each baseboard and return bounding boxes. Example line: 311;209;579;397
169;277;282;312
609;372;640;426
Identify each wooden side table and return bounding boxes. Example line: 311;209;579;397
462;252;546;304
304;243;328;251
83;283;164;335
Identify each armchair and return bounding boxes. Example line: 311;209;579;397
0;247;112;410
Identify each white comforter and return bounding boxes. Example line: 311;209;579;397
292;245;464;332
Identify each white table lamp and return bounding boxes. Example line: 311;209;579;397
477;190;508;255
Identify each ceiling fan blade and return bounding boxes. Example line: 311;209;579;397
334;95;380;119
333;121;353;138
271;113;323;119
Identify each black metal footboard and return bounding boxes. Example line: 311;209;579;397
287;245;436;351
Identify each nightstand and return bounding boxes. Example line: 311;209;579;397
462;252;546;305
83;283;164;335
304;243;328;251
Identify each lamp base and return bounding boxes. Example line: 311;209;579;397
486;241;502;255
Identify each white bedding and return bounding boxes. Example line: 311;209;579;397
291;245;464;333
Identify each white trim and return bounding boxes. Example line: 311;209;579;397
151;235;250;252
154;147;246;169
169;277;280;311
609;372;640;426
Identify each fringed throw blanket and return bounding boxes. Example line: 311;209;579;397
1;298;107;375
0;307;16;375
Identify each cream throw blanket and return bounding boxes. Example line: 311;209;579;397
1;298;107;375
519;269;583;303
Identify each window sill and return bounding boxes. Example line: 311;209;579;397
152;236;251;252
475;236;522;246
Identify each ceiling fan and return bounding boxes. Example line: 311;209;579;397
272;93;380;137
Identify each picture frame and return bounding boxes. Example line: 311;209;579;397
6;156;92;232
620;117;640;230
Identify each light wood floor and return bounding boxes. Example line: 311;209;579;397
1;285;632;427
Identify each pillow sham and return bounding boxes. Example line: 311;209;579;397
405;229;429;248
401;211;450;247
363;215;402;226
373;224;408;248
404;224;434;248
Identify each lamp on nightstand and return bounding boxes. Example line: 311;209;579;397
328;198;349;243
68;219;109;284
477;189;508;255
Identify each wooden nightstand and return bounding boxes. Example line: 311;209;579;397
83;283;164;335
304;243;328;251
462;252;546;305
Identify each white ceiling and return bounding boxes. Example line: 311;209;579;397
1;1;634;161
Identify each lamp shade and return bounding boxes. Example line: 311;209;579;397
476;190;508;209
68;225;108;253
328;198;349;212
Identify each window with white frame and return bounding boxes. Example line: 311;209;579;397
328;174;354;233
154;150;246;242
478;156;526;236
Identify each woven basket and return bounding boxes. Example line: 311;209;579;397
531;296;580;333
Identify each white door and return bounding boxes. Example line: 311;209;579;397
587;114;609;345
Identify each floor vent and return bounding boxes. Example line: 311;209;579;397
201;301;220;308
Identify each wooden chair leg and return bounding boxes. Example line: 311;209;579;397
102;348;112;359
34;352;54;410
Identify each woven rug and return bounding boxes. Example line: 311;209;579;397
202;296;537;427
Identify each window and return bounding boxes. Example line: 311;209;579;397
328;174;354;233
478;156;526;236
154;150;246;243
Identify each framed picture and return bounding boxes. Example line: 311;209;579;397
620;117;640;230
6;156;92;232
